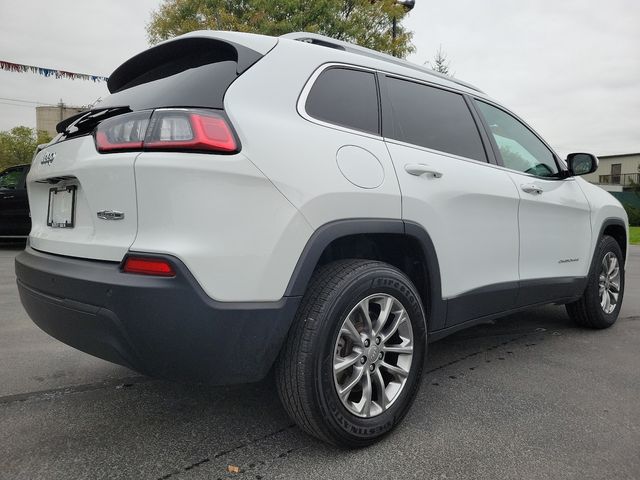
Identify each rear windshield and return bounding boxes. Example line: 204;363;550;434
97;39;240;111
97;61;237;111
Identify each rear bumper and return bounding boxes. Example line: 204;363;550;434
15;247;300;385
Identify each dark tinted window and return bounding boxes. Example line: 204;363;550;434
384;77;486;161
99;39;244;111
98;62;237;112
475;100;558;177
306;68;379;134
0;167;24;189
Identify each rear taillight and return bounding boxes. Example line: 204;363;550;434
123;257;175;277
95;111;151;152
95;109;238;154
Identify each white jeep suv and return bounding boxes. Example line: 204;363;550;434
16;31;628;447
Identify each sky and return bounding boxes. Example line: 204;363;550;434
1;0;638;157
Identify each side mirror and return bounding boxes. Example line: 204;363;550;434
567;153;598;177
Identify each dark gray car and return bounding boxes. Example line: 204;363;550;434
0;164;31;238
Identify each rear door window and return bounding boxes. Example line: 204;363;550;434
305;67;380;135
383;77;487;162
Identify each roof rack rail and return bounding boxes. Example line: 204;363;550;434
280;32;484;94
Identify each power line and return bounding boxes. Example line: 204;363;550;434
0;101;47;109
0;97;56;106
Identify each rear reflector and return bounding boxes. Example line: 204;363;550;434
95;109;238;154
123;257;175;277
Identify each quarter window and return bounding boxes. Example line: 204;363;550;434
305;67;379;135
383;77;487;162
475;100;558;177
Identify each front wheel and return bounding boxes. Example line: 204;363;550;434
276;260;426;447
566;235;625;329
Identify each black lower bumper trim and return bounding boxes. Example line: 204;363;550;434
15;247;301;385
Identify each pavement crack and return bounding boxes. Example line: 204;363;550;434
426;329;543;375
156;424;297;480
0;375;149;405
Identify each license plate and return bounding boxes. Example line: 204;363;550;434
47;186;77;228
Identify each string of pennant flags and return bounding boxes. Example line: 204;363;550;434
0;60;108;83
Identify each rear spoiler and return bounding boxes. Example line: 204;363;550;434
56;110;88;134
107;32;277;93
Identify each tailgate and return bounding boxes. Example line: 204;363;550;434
28;136;138;261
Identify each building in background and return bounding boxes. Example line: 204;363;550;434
36;102;85;137
581;153;640;193
582;153;640;210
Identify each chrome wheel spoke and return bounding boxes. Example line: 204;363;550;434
379;361;409;378
373;296;394;335
372;368;388;411
360;372;373;416
383;344;413;355
338;366;365;399
608;256;618;275
340;317;364;346
334;353;362;374
606;291;615;312
359;298;374;335
601;290;609;311
381;310;407;343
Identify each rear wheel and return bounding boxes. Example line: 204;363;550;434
566;235;625;329
276;260;426;447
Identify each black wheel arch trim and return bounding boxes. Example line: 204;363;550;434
283;218;448;331
597;217;628;260
282;217;628;334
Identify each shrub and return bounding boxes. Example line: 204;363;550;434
624;204;640;226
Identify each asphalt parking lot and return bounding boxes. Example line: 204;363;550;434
1;244;639;480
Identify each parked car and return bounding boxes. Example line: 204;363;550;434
0;163;31;238
15;31;628;447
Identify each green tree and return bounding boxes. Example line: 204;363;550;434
0;127;52;170
428;45;453;76
147;0;415;58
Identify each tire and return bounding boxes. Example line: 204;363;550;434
276;259;427;447
566;235;625;329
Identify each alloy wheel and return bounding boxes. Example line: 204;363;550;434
332;293;414;418
599;252;620;314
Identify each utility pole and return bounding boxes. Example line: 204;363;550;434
58;99;65;123
392;0;416;57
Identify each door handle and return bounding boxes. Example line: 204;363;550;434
0;194;15;199
405;164;443;178
521;183;543;195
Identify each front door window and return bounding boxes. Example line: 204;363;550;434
475;100;559;178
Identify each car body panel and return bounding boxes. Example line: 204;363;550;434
130;151;314;301
507;173;593;280
28;137;139;261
